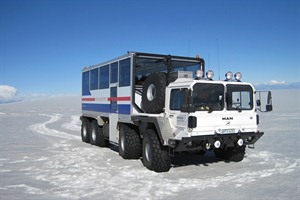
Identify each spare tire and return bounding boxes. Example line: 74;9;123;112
142;72;166;113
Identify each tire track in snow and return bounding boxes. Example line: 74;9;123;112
1;184;45;195
61;115;81;132
20;142;300;199
29;114;81;140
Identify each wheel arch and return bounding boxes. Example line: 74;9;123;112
81;115;108;126
132;116;164;146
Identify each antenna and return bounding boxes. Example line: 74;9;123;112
208;53;210;69
188;39;190;57
217;38;220;80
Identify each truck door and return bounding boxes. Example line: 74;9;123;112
109;86;119;143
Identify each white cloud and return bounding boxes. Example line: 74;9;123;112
254;80;299;90
0;85;23;104
268;80;287;86
0;85;77;104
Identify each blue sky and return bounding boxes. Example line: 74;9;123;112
0;0;299;99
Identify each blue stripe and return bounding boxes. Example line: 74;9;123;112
82;103;131;115
118;104;131;115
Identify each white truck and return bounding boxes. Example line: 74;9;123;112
81;52;272;172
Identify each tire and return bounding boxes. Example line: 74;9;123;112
89;120;108;147
97;126;108;147
142;72;166;113
81;118;90;143
142;129;171;172
119;125;142;159
214;146;246;162
228;146;246;162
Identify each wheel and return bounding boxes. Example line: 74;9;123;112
142;72;166;113
119;124;142;159
228;146;246;162
142;129;171;172
89;120;108;147
81;118;90;143
214;146;246;162
97;125;108;147
90;120;99;146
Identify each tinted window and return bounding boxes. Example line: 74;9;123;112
82;71;90;95
110;87;117;112
170;89;188;110
227;85;253;110
99;65;109;89
119;58;131;87
193;83;224;111
110;62;118;83
90;68;99;90
171;61;200;78
135;56;201;80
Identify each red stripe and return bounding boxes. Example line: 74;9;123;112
107;96;131;101
82;98;95;101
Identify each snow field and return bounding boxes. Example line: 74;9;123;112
0;90;299;199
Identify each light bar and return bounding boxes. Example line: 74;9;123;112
206;70;214;80
195;70;204;79
235;72;242;81
225;71;233;81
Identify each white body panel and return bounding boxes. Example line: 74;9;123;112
164;78;258;141
109;113;119;143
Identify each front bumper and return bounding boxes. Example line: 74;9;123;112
170;131;264;152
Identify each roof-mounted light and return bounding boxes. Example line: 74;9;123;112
195;69;204;79
225;71;233;81
206;70;214;80
235;72;242;82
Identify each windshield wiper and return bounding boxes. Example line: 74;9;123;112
208;106;213;113
235;106;242;112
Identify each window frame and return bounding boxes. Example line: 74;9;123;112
119;58;131;87
170;88;189;111
110;62;118;84
82;71;90;95
99;65;110;89
90;68;99;90
192;83;225;111
226;84;254;111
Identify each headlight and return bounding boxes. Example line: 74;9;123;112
225;71;233;81
206;70;214;80
235;72;242;81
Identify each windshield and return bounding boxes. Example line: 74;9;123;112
135;57;201;80
192;83;224;111
169;83;254;112
226;84;254;111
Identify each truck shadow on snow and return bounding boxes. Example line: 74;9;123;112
111;145;230;169
170;151;221;168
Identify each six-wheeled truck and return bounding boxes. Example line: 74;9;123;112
81;52;273;172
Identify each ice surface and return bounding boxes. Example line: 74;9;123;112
0;91;299;200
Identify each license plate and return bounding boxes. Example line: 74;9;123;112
222;129;235;134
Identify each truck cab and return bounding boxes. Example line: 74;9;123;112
165;74;266;153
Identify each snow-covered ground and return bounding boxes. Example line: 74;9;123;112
0;90;299;200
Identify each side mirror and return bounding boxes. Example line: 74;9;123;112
256;90;273;112
266;104;273;112
181;104;195;113
267;91;272;105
